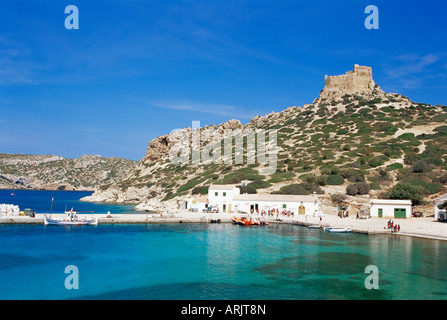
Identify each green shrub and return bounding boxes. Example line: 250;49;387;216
341;169;365;182
389;182;424;205
316;175;328;186
412;160;428;173
275;183;324;195
326;174;345;185
367;156;386;167
374;122;399;135
387;163;404;170
398;133;417;141
403;179;443;195
218;167;263;184
369;182;381;190
434;125;447;134
432;114;447;122
331;193;347;203
238;185;257;194
191;186;209;195
268;170;295;183
381;106;395;113
336;129;349;135
248;180;272;189
299;173;317;184
346;182;370;195
177;178;204;192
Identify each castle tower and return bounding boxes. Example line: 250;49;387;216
319;64;378;100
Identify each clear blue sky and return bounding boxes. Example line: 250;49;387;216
0;0;446;160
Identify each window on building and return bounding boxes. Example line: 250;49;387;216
215;192;218;196
223;192;226;197
282;204;286;209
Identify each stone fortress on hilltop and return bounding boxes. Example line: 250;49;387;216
319;64;381;99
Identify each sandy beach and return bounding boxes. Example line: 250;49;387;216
2;211;447;241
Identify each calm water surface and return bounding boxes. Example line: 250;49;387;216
0;189;139;214
0;223;447;300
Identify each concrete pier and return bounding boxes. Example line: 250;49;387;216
0;213;233;225
1;212;447;241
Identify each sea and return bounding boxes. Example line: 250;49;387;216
1;190;447;300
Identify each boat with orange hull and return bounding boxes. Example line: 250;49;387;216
231;216;268;226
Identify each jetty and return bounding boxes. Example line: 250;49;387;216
0;213;233;225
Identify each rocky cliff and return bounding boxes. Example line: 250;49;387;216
82;65;447;212
0;153;138;191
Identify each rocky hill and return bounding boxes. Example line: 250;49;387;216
0;154;138;191
82;65;447;213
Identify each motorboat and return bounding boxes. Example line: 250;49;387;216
44;216;97;225
231;216;268;226
308;224;321;229
324;227;352;233
44;209;97;226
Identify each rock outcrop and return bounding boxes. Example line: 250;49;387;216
0;153;138;190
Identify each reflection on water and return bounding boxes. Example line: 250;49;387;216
0;223;447;299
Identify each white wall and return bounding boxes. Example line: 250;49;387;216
370;203;411;218
208;187;240;213
233;200;318;216
187;200;207;212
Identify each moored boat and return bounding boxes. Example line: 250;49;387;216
324;227;352;233
44;209;97;226
231;216;268;226
44;216;98;225
308;224;321;229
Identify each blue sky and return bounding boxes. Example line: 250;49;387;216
0;0;446;160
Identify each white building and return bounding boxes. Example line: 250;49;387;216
187;184;321;215
434;193;447;220
185;196;208;212
369;199;412;219
232;194;319;216
0;204;20;216
208;184;241;213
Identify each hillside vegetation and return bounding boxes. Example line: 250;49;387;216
83;90;447;212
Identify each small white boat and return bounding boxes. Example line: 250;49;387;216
44;209;97;226
324;227;352;233
44;216;98;226
308;224;321;229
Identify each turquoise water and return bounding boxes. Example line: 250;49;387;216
1;190;447;300
1;223;447;300
0;189;139;214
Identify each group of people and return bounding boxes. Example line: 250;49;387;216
249;208;295;218
338;210;349;218
386;219;401;232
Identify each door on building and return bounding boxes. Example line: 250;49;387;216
223;204;226;213
394;208;406;219
378;208;383;218
298;205;305;215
